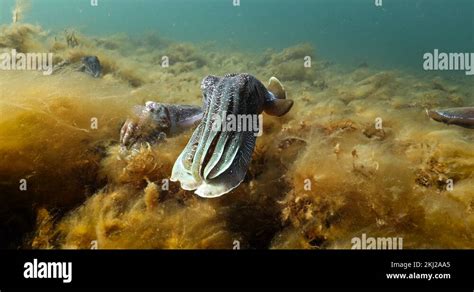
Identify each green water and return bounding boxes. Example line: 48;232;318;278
1;0;473;71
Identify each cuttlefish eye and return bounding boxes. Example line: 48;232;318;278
171;73;294;198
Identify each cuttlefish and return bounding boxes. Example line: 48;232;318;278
53;55;102;78
427;107;474;129
171;73;293;198
120;101;203;149
80;56;102;78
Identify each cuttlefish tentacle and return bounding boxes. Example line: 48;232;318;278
120;102;203;149
171;73;294;198
427;107;474;129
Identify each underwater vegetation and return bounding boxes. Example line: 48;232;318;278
1;7;474;249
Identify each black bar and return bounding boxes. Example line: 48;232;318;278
0;250;472;289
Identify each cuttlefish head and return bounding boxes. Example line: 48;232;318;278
171;73;294;198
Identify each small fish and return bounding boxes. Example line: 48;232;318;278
80;56;102;78
171;73;294;198
427;107;474;129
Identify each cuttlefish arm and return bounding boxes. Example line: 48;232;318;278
427;107;474;129
171;73;294;198
120;102;203;149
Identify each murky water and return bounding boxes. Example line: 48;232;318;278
0;0;473;249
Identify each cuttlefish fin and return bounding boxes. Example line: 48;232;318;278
264;99;294;117
263;77;294;117
267;77;286;100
